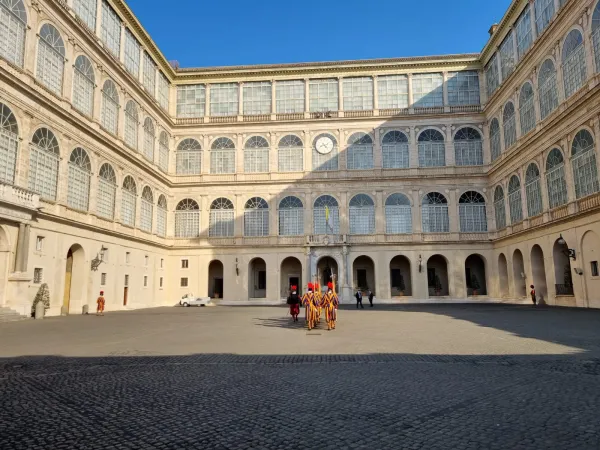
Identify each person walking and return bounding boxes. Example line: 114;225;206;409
368;290;374;308
355;289;364;309
530;285;537;306
96;291;106;316
287;285;301;322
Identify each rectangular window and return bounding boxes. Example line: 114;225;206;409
101;273;107;286
143;276;148;287
515;5;532;60
160;277;164;288
243;81;272;115
447;71;480;106
145;255;149;266
181;259;189;269
180;277;188;287
592;261;599;277
412;73;443;108
276;80;305;113
377;75;408;110
124;274;129;287
125;252;130;263
177;85;205;118
101;0;121;58
158;72;169;111
73;0;97;31
343;77;373;111
160;258;164;269
143;52;156;96
535;0;555;36
33;268;43;284
309;79;338;112
485;54;500;98
210;83;239;116
102;248;109;263
36;236;44;252
499;32;516;81
124;29;141;78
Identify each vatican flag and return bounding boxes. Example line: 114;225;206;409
325;205;333;233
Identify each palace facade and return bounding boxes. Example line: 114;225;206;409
1;0;600;316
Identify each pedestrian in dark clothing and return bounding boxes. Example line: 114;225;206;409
530;285;537;306
355;290;364;309
368;290;374;307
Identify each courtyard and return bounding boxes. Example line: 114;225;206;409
1;304;600;449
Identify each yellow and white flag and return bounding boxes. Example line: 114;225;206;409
325;205;332;232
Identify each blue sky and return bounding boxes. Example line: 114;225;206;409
126;0;512;68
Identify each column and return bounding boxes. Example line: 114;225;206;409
117;89;126;140
269;196;278;237
338;77;344;115
412;190;422;233
511;26;519;64
138;47;144;84
22;224;31;273
15;223;25;273
271;80;276;115
238;82;244;117
234;194;244;237
95;0;103;36
205;84;211;118
62;38;75;101
304;78;310;118
236;134;244;174
448;189;459;233
373;76;379;113
269;133;277;173
529;0;537;41
202;135;210;174
119;24;126;63
92;70;103;123
513;89;522;139
303;193;312;236
496;47;503;84
553;0;559;14
154;67;159;99
137;107;145;154
407;73;414;113
584;15;596;78
538;153;550;220
445;126;455;166
373;128;382;169
23;6;39;76
304;130;312;173
478;70;487;106
518;167;528;220
555;44;566;103
375;191;385;234
482;123;491;165
442;72;449;112
409;127;418;168
15;114;32;189
531;67;541;125
339;192;348;236
498;110;506;152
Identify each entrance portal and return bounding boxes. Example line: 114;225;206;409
498;253;509;297
316;256;339;294
208;260;224;299
531;245;548;303
465;254;487;296
280;257;302;298
512;249;526;297
63;245;85;315
427;254;449;296
553;239;573;296
352;256;375;294
249;258;267;298
390;255;411;296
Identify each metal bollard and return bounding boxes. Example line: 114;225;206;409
34;301;45;320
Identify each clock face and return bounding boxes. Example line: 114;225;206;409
315;136;334;155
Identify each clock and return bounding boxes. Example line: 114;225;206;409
315;136;334;155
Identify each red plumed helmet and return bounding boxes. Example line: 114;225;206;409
307;283;314;290
327;282;333;290
291;285;297;290
315;283;320;289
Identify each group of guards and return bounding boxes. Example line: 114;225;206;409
287;282;339;331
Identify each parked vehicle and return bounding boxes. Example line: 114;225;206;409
179;294;212;307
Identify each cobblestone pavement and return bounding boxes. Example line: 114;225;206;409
1;304;600;449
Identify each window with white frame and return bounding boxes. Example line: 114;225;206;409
175;199;200;238
490;118;502;162
124;28;140;78
101;0;121;57
177;85;205;118
101;273;107;286
0;103;18;185
29;128;59;201
485;54;500;98
209;197;234;237
143;117;155;162
418;129;445;167
503;102;517;149
244;136;269;173
349;194;375;235
571;130;599;199
159;277;163;288
36;24;65;96
143;51;156;95
73;55;95;116
0;0;27;67
243;82;271;115
312;133;338;171
562;30;587;99
125;252;130;263
535;0;555;36
412;73;443;108
124;100;139;149
278;196;303;236
143;275;148;287
97;163;116;220
36;236;44;252
158;72;169;111
157;195;167;237
101;79;119;135
545;148;568;209
309;79;338;112
525;163;543;217
140;186;153;233
33;268;43;284
210;137;235;174
493;186;507;230
244;197;269;237
385;193;412;234
382;130;409;169
454;127;483;166
275;80;304;113
447;71;480;106
515;5;533;60
278;135;303;172
121;175;137;227
158;131;169;173
499;32;516;81
346;133;373;170
180;277;188;287
176;138;202;175
508;175;523;224
343;77;373;111
67;147;91;211
519;82;535;135
593;4;600;72
313;195;339;235
538;59;558;120
210;83;238;116
459;191;487;232
377;75;408;110
422;192;449;233
181;259;188;269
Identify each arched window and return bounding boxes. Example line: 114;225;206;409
418;129;445;167
143;118;155;162
422;193;449;233
459;191;487;232
525;163;543;217
124;100;139;150
503;102;517;149
508;175;523;224
312;133;338;171
244;197;269;236
244;136;269;173
0;0;27;67
538;59;558;120
158;131;169;173
385;193;412;234
490;119;502;162
97;163;116;220
454;127;483;166
313;195;339;235
546;148;568;209
175;199;200;238
101;79;119;135
121;175;137;227
156;195;167;237
29;128;59;200
278;196;303;236
349;194;375;235
278;135;303;172
67;147;91;211
519;83;536;135
209;197;234;237
493;186;507;230
571;130;600;198
593;2;600;72
176;138;202;175
73;0;97;31
36;24;65;96
211;137;235;174
382;130;409;169
73;55;95;116
562;30;587;98
140;186;153;233
346;133;374;170
0;103;18;184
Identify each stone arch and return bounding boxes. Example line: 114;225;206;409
553;237;573;296
465;254;487;296
315;255;340;294
63;244;86;315
512;249;526;297
531;244;548;304
390;255;412;297
351;255;376;295
280;256;303;298
208;260;224;299
498;253;509;297
248;257;267;299
427;254;449;297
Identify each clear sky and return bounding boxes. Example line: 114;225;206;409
125;0;512;68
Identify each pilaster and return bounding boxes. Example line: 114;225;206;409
529;0;537;41
234;194;244;237
448;189;459;233
372;76;379;111
200;196;209;238
445;126;455;166
375;191;385;234
338;77;344;115
373;128;382;169
236;134;244;174
205;84;211;118
95;0;103;36
482;122;491;165
407;73;414;112
409;127;418;168
412;190;422;233
119;23;126;63
442;72;449;112
339;192;348;235
478;70;487;106
269;196;278;237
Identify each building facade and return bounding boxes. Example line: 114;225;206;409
1;0;599;316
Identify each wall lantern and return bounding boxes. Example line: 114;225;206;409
418;254;423;273
91;245;108;271
557;234;576;260
235;258;239;276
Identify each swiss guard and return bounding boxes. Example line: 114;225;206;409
302;283;317;330
314;282;323;323
323;282;339;330
287;285;301;322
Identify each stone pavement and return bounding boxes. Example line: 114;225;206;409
1;304;600;449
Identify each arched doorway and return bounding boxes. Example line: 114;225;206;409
427;255;449;297
0;227;9;307
498;253;509;297
280;257;302;298
390;255;412;297
63;244;85;315
208;260;224;299
512;249;526;297
582;231;600;308
316;256;339;294
531;245;548;304
465;254;487;296
553;238;573;296
248;258;267;299
352;256;375;295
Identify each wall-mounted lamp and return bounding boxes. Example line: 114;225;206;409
574;268;584;276
558;234;576;260
235;258;239;276
91;245;108;271
418;254;422;273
